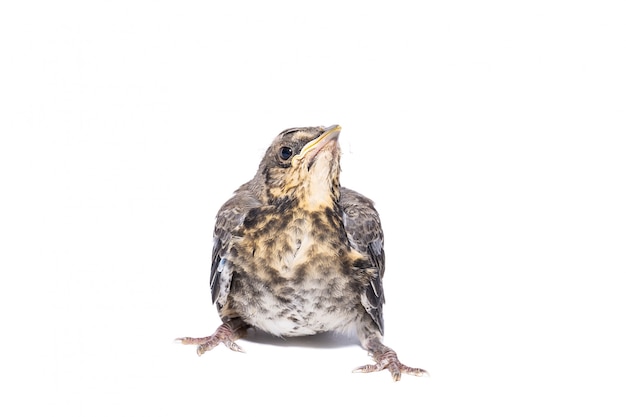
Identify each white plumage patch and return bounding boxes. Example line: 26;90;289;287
244;286;358;337
216;260;232;307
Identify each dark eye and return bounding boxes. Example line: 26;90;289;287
279;146;293;160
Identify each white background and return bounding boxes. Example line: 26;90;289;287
1;1;625;415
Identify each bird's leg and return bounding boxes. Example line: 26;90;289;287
353;327;428;381
177;318;249;355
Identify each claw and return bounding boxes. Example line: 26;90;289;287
354;345;428;381
177;322;247;355
224;340;245;353
352;364;379;373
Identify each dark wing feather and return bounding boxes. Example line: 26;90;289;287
210;184;261;307
339;187;386;335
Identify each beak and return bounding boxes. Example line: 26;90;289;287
294;125;342;160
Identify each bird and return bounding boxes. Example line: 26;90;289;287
177;125;427;381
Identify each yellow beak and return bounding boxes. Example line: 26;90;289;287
294;125;342;160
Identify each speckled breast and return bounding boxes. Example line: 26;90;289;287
226;206;369;336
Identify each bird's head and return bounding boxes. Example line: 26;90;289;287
252;125;342;209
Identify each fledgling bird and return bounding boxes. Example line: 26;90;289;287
178;125;427;381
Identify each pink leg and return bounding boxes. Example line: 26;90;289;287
177;321;248;355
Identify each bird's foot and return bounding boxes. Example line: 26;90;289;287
353;346;428;381
176;322;246;355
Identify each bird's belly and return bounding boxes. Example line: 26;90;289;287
238;282;359;337
252;309;347;337
249;303;352;337
227;223;367;336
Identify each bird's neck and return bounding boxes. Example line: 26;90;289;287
296;180;334;210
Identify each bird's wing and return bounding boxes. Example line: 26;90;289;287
210;185;261;307
339;187;386;335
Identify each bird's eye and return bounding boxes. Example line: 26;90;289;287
279;146;293;160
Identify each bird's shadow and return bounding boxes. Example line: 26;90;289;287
242;329;358;349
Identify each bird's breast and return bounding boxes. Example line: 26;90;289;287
235;206;353;281
224;206;374;336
